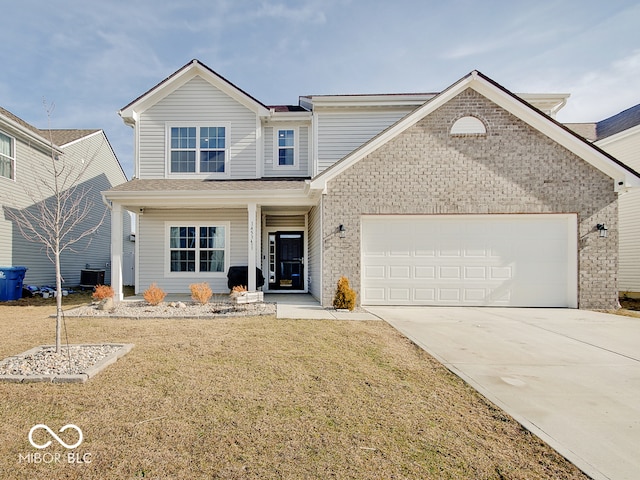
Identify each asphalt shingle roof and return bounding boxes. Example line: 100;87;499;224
107;178;309;193
597;103;640;140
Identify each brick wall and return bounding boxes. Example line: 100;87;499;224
321;88;618;309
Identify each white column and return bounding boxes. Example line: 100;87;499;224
247;203;257;291
111;202;124;301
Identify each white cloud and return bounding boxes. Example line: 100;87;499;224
558;50;640;122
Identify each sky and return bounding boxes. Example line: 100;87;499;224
1;0;639;178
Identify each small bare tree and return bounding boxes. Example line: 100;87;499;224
4;101;106;353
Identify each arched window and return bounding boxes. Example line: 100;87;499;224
450;116;486;135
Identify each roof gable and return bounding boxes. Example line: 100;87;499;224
310;71;640;192
119;59;271;124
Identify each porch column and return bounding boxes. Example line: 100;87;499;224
111;202;124;302
247;203;257;291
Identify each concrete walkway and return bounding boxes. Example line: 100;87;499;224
266;293;379;320
367;306;640;480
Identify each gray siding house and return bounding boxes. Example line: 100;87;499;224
104;60;640;309
0;106;129;288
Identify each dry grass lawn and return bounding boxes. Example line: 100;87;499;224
0;295;589;479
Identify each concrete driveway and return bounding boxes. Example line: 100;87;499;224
367;307;640;480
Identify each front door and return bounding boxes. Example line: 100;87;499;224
269;232;304;290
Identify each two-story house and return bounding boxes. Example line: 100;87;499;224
104;59;640;309
0;106;130;288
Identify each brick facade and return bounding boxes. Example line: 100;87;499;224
321;88;618;309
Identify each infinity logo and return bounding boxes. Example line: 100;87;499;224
28;424;83;450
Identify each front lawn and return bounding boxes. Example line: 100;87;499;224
0;300;588;479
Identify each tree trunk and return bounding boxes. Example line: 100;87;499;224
55;250;62;354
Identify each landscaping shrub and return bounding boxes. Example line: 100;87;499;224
333;276;356;311
92;284;114;301
190;282;213;304
143;283;166;305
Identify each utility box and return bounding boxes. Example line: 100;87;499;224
0;266;28;301
80;269;105;288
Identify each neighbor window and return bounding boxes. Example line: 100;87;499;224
277;129;295;166
168;224;227;274
169;125;227;174
0;131;15;180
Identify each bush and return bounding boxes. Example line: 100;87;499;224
333;276;356;311
230;285;247;296
190;282;212;304
92;284;114;301
143;283;166;306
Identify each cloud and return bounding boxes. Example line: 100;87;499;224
252;1;327;23
558;50;640;122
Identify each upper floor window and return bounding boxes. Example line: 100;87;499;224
277;129;296;167
0;131;15;180
168;125;227;175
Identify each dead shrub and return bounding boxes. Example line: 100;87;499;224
92;284;114;301
231;285;247;294
190;282;213;304
333;276;356;311
143;283;166;306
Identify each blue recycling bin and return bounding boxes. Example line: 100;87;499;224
0;266;28;301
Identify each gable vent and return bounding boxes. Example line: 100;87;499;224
450;116;487;135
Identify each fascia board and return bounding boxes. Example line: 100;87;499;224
266;111;313;123
102;188;318;207
307;94;436;108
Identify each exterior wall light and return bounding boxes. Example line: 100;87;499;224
596;224;608;238
339;224;346;238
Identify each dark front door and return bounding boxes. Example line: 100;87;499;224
273;232;304;290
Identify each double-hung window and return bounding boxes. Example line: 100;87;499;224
276;129;296;167
0;131;15;180
169;125;227;175
168;224;228;275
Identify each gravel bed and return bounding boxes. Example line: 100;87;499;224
66;300;276;318
0;344;121;376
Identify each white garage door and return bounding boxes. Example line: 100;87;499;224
361;214;577;307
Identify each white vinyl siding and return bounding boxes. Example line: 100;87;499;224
597;127;640;292
361;214;577;307
263;125;309;177
315;108;412;174
307;204;322;300
1;130;128;286
138;209;247;294
138;76;258;179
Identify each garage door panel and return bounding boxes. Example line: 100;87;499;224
361;214;577;307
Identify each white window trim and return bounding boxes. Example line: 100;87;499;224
273;127;298;170
164;222;230;278
0;130;16;182
165;123;231;179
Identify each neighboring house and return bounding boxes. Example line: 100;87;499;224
590;104;640;296
104;59;640;309
0;106;130;288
